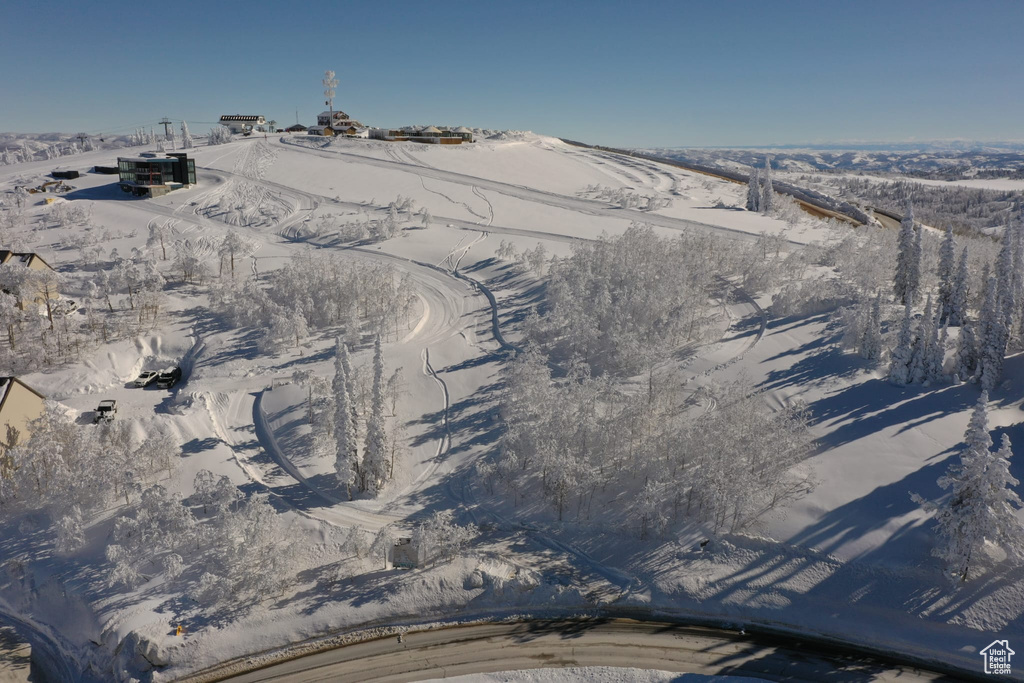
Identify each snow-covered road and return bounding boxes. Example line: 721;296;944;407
213;619;955;683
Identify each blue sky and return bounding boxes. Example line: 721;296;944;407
2;0;1021;147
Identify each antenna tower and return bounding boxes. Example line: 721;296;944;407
323;70;338;126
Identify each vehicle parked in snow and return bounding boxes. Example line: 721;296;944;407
133;370;158;387
156;367;182;389
94;400;117;422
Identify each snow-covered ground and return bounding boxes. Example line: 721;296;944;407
0;132;1020;681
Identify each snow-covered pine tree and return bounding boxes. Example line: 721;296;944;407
937;225;956;324
954;320;978;382
859;291;883;361
978;274;1007;391
362;335;388;495
181;121;194;149
746;167;762;212
948;246;970;327
907;295;933;385
760;157;774;214
922;295;945;383
333;338;356;498
894;201;919;305
910;218;923;303
928;393;1024;582
887;300;914;386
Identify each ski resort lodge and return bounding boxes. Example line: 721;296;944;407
218;115;267;134
0;377;45;449
117;153;196;198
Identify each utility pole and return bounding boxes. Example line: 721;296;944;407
159;117;174;141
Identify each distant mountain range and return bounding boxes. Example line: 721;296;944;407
638;146;1024;180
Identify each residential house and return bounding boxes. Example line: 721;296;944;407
0;377;45;449
0;251;57;309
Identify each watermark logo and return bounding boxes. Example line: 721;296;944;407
981;639;1014;675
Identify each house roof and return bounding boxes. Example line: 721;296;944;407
0;251;54;272
0;377;46;415
453;126;473;133
285;124;308;131
318;110;350;119
420;126;442;134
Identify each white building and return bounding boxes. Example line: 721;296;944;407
218;115;267;134
316;110;365;129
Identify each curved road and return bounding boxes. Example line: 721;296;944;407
214;619;962;683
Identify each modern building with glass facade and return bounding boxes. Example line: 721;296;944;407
117;153;196;198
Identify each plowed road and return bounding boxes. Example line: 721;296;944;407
219;619;963;682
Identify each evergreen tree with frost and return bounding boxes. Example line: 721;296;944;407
978;274;1007;391
921;295;945;383
888;300;914;386
333;338;356;498
746;167;762;212
362;335;388;495
996;223;1019;348
760;157;774;214
926;393;1024;582
937;225;956;324
181;121;194;149
894;201;920;305
955;320;979;382
948;246;970;327
907;295;933;385
859;291;883;361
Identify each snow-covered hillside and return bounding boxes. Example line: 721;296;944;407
0;131;1020;682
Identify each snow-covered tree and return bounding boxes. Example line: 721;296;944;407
923;393;1024;582
54;505;85;555
977;274;1007;391
859;291;883;361
746;167;762;212
181;121;194;149
362;335;388;494
937;225;956;324
887;300;914;386
893;202;920;305
333;338;356;498
948;246;970;327
208;126;232;145
413;510;475;566
955;320;979;382
760;156;774;214
218;231;260;278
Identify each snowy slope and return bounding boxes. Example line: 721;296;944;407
0;132;1020;682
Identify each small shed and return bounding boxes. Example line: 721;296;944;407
308;126;335;137
453;126;474;142
285;124;308;133
392;538;420;569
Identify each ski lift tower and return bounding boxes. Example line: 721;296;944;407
323;70;337;129
159;117;174;141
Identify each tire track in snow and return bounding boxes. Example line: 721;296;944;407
421;348;451;459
